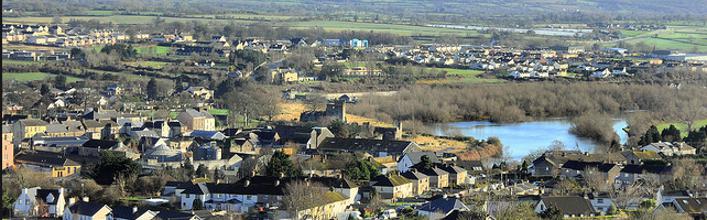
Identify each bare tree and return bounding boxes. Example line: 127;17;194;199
584;167;610;191
283;180;328;219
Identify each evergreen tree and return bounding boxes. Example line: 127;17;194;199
195;164;209;178
192;199;204;210
146;78;158;100
54;75;67;90
539;206;562;220
343;158;380;181
661;124;682;142
639;125;661;146
265;151;301;177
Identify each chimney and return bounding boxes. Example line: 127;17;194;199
132;206;138;214
244;180;250;187
442;194;448;199
82;197;89;202
274;180;280;186
279;172;285;178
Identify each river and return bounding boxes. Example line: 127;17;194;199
431;119;628;160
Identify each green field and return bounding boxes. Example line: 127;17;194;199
418;68;502;84
136;45;171;56
2;60;45;65
620;26;707;52
657;119;707;137
286;21;485;37
2;72;82;82
2;15;251;25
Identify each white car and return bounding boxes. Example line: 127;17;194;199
380;209;397;219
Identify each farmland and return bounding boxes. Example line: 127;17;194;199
2;72;82;82
417;68;503;84
620;26;707;52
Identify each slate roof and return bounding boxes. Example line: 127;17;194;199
318;137;418;155
620;164;672;174
540;196;595;216
182;109;214;119
82;139;119;149
674;198;707;213
189;130;227;141
154;210;198;220
561;160;618;172
15;151;80;167
438;164;466;174
401;170;429;180
68;201;109;216
401;152;440;164
180;175;358;196
36;189;61;204
19;119;49;126
111;205;152;220
418;197;469;214
415;166;449;177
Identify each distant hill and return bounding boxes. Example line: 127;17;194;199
3;0;706;24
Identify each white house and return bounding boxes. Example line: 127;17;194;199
14;187;66;218
640;142;696;156
397;152;440;173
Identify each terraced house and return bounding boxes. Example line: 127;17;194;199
14;151;81;177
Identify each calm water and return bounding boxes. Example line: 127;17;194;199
432;119;628;160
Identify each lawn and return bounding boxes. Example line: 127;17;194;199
417;68;503;84
2;72;82;82
657;119;707;137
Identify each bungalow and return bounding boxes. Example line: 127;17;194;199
14;151;81;177
417;196;470;219
640;142;696;156
535;196;596;218
63;200;112;220
317;137;420;158
371;174;414;200
13;187;66;218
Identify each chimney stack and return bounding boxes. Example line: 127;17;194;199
132;206;138;214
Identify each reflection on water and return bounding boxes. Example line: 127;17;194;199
432;119;628;160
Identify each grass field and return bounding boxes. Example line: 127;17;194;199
620;26;707;52
417;68;502;84
2;72;82;82
136;45;171;56
2;60;46;65
657;119;707;137
286;21;485;37
2;15;251;25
